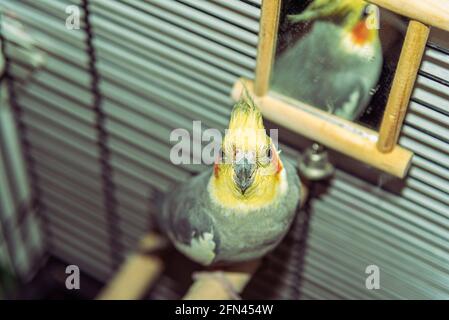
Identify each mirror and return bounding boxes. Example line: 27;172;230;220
270;0;409;130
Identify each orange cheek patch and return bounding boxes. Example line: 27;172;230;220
276;161;283;174
214;163;220;178
271;148;282;174
276;159;283;174
352;20;370;45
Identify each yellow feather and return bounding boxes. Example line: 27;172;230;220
209;170;283;211
210;96;285;211
224;96;269;154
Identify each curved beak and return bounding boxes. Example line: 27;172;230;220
233;154;256;194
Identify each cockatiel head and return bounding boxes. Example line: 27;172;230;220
210;95;285;210
289;0;380;50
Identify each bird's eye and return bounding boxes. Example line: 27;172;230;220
220;148;225;159
266;147;272;159
258;147;272;167
362;6;370;18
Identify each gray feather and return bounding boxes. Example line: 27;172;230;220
272;21;382;121
158;159;301;265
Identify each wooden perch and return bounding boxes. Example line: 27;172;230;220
377;20;430;152
183;260;261;300
96;234;167;300
232;79;413;178
367;0;449;32
254;0;281;96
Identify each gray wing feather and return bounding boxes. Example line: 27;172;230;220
158;170;219;265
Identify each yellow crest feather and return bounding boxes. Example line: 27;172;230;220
224;93;269;154
228;93;264;131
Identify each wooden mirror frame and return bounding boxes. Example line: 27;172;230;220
232;0;449;178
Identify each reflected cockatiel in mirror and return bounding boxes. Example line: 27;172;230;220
158;95;301;266
272;0;383;121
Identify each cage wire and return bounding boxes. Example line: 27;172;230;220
0;9;45;283
0;0;309;298
80;0;122;271
418;42;449;110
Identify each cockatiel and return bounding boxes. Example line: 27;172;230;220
158;96;301;266
272;0;382;121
